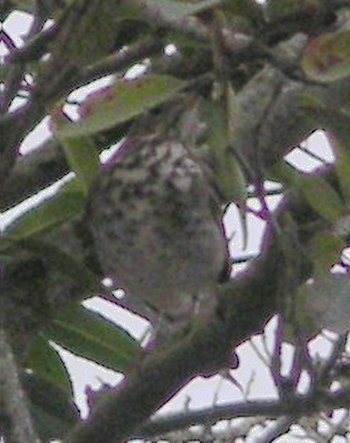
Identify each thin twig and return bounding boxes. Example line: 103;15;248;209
254;416;296;443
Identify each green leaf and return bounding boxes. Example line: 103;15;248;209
119;0;223;22
45;304;141;373
26;335;73;394
50;0;120;66
273;162;346;222
329;135;350;205
302;274;350;335
201;89;248;245
59;136;99;194
299;175;345;223
57;75;185;139
310;232;344;276
0;238;14;254
337;152;350;205
4;180;85;241
155;0;223;18
23;372;79;441
10;0;67;15
166;31;207;52
225;82;239;144
10;0;36;13
293;101;350;205
201;94;247;204
51;107;100;193
302;29;350;82
269;161;299;185
265;0;319;22
284;281;320;341
222;0;263;20
297;93;325;111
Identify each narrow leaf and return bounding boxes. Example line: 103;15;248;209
45;304;141;373
52;107;100;193
26;335;73;394
284;283;319;342
302;29;350;82
57;75;185;139
201;90;248;246
201;96;247;204
328;131;350;204
303;274;350;335
59;136;99;194
300;175;345;223
310;232;344;276
119;0;223;22
4;180;85;241
23;372;79;440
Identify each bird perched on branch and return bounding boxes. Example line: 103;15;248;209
86;99;230;337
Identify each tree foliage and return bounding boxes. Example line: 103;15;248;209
2;0;350;442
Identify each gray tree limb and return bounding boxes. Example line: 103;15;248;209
0;330;39;443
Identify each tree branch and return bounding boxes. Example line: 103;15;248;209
1;138;66;211
118;0;214;42
80;36;164;85
0;330;39;443
255;417;296;443
62;210;306;443
137;403;296;440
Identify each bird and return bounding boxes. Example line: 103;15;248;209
85;98;230;338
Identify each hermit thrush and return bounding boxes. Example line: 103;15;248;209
86;99;230;336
